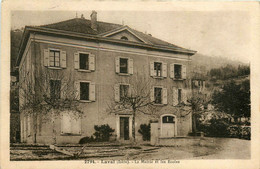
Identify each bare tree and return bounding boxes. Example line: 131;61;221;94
107;74;161;142
19;68;82;143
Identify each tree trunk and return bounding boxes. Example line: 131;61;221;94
132;111;136;142
192;113;197;135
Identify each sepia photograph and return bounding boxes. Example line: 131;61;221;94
1;1;260;169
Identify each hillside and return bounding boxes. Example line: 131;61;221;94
190;53;245;79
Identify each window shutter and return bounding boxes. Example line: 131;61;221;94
129;84;134;97
89;82;96;101
182;89;187;104
162;62;167;78
23;116;26;139
74;52;79;69
71;115;81;134
61;112;72;134
162;88;168;104
115;57;120;73
60;50;67;68
150;61;154;77
182;65;187;79
27;115;31;136
128;58;133;74
114;84;120;102
172;87;178;106
44;49;49;67
170;63;175;78
89;54;95;71
74;81;80;100
150;87;154;102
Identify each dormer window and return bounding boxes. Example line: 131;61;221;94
121;36;128;40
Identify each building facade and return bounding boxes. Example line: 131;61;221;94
16;12;196;144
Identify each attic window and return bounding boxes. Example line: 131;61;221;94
121;36;128;40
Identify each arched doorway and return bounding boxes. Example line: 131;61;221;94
160;114;177;137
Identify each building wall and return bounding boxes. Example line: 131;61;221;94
20;33;193;144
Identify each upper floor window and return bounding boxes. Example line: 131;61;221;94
80;82;89;101
154;87;162;104
115;57;133;75
150;61;167;78
49;50;60;67
170;64;186;79
74;52;95;71
50;80;61;99
120;84;129;101
120;58;128;74
154;62;162;77
79;53;89;70
173;87;186;106
44;48;67;68
121;36;128;40
75;81;96;102
174;64;182;79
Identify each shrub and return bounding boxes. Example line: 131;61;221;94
240;126;251;140
93;124;115;142
138;124;150;141
228;125;251;140
202;118;230;137
79;136;95;144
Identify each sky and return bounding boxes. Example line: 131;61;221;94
11;10;251;63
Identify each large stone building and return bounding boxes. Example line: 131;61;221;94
16;11;196;144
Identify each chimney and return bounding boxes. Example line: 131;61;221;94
91;10;97;31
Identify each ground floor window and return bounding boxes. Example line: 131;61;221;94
61;111;81;135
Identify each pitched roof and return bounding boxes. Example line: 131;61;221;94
39;18;195;53
17;17;196;67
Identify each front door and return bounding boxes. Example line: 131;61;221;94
120;117;129;140
161;115;176;137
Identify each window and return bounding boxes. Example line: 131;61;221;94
120;58;128;74
79;53;89;70
120;84;129;101
154;87;162;104
61;111;81;135
80;82;89;101
162;116;175;123
174;64;182;79
154;62;162;77
49;50;60;67
178;89;182;104
50;80;61;99
121;36;128;40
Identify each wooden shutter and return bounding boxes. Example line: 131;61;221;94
60;50;67;68
71;115;81;134
61;112;72;134
74;81;80;100
182;65;187;79
128;58;133;74
170;63;175;78
23;116;27;139
114;84;120;102
162;62;167;78
150;61;154;77
89;82;96;101
89;54;95;71
44;49;49;67
172;87;178;106
27;115;31;136
74;52;79;69
182;89;187;104
150;87;154;102
162;88;168;104
115;57;120;73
